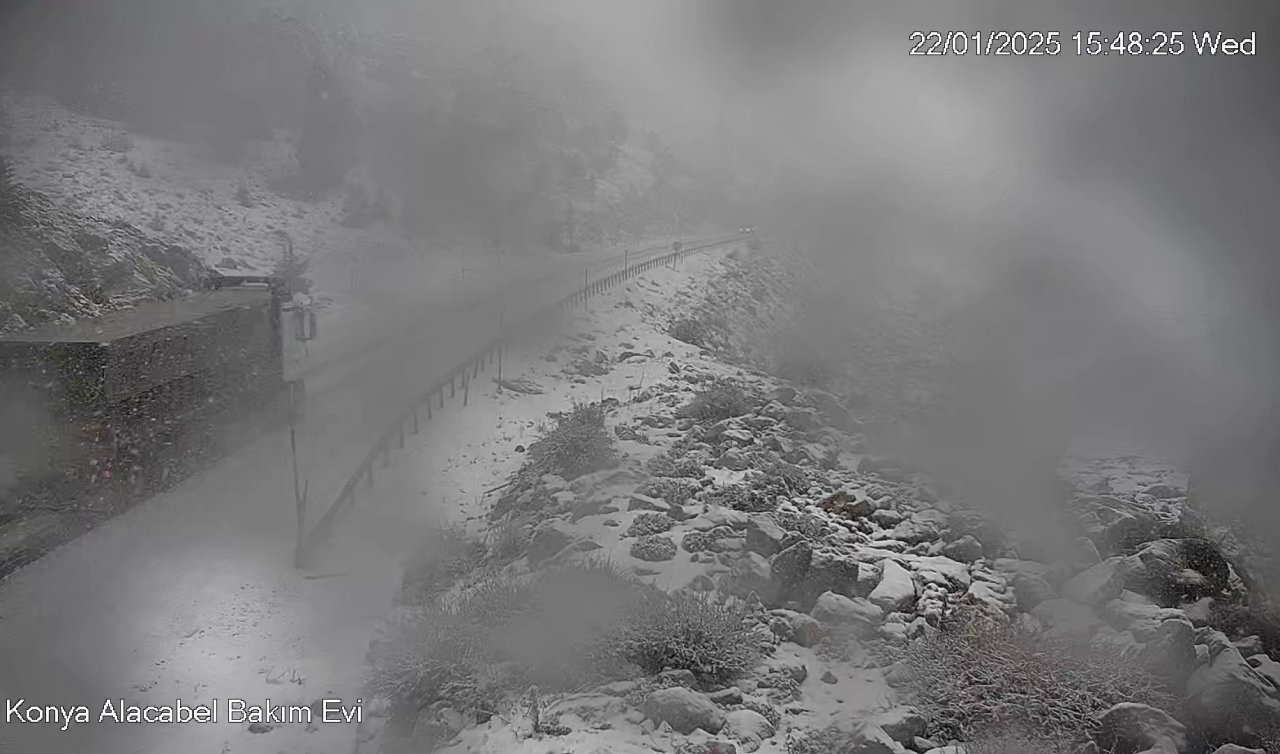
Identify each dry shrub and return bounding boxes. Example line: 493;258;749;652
785;724;856;754
900;605;1179;747
646;451;705;478
398;524;488;606
626;511;675;537
603;588;767;685
371;559;766;731
524;402;615;482
678;378;751;423
668;317;708;347
637;478;701;506
963;724;1073;754
372;559;634;723
485;520;530;564
496;403;617;519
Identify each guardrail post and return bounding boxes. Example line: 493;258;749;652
584;266;589;300
412;407;419;435
450;375;455;398
438;389;444;409
463;370;470;406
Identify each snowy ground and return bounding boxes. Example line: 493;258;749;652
0;213;718;754
1;91;343;274
339;247;898;754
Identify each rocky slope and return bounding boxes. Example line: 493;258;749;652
0;179;207;331
353;243;1279;754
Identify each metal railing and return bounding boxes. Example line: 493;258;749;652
294;234;744;566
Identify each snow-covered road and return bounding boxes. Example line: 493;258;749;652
0;238;712;754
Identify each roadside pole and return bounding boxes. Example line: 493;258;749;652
290;384;308;567
496;306;506;393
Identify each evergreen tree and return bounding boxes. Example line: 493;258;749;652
296;61;361;191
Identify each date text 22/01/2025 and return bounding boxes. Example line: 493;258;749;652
909;30;1257;57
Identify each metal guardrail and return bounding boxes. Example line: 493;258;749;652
294;235;744;566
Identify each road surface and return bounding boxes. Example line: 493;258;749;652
0;236;725;754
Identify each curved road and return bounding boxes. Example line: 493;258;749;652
0;236;728;754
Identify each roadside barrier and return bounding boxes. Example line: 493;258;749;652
294;234;744;566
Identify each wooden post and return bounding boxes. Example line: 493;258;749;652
412;407;419;434
450;376;455;398
584;266;589;299
463;370;470;406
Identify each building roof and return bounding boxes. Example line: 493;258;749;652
0;287;272;345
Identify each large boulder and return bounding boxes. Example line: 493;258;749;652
995;558;1062;610
874;706;928;745
527;522;575;563
870;559;918;613
844;722;907;754
745;515;787;558
1062;556;1141;607
806;389;859;433
1185;631;1280;745
1104;596;1190;642
947;508;1006;554
767;541;860;609
723;708;775;751
810;591;884;637
807;548;862;596
891;518;941;546
941;535;984;564
1076;497;1160;554
1131;538;1231;606
719;552;775;602
1142;618;1199;684
770;541;812;587
1093;702;1187;754
1032;599;1106;641
643;687;726;734
1010;570;1058;610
